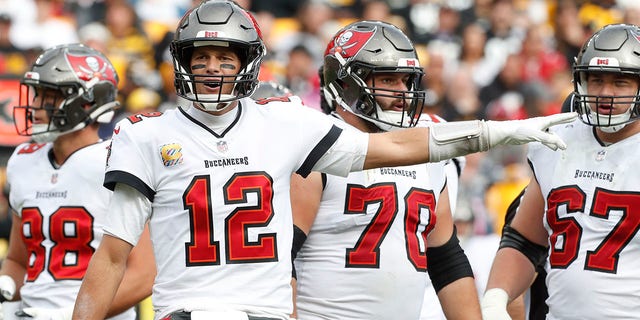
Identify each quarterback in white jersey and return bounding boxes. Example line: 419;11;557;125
102;96;367;319
3;44;153;320
482;24;640;320
73;2;577;320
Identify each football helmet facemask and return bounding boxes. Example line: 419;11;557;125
573;23;640;133
323;20;425;131
170;0;265;111
14;43;119;143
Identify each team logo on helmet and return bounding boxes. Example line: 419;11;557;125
326;29;375;59
66;53;117;86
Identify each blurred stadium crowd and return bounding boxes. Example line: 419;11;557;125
0;0;637;262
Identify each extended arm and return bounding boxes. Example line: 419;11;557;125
365;113;577;169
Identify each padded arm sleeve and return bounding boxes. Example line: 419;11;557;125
426;228;474;292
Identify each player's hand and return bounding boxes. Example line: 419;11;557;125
19;307;72;320
481;288;511;320
486;112;578;150
0;275;16;320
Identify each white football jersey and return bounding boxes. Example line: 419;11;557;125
529;119;640;319
6;141;134;320
103;97;368;319
295;155;447;319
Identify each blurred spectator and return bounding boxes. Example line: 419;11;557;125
457;0;493;32
134;0;191;28
10;0;78;50
577;0;622;33
457;22;497;89
553;0;589;67
442;69;483;121
480;54;527;121
252;0;301;18
519;26;568;85
271;0;336;71
421;52;448;118
484;162;529;234
424;4;462;77
284;45;321;111
622;2;640;25
0;13;27;76
66;0;106;28
406;0;441;42
361;0;407;33
483;0;525;83
104;0;160;94
78;21;111;55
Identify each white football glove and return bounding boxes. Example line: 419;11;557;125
481;288;511;320
19;307;72;320
0;275;16;320
485;112;578;150
428;112;578;162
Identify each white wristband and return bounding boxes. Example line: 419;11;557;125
0;275;16;301
481;288;511;320
427;120;490;162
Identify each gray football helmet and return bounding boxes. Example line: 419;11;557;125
171;0;266;110
323;20;425;131
14;43;119;143
573;23;640;132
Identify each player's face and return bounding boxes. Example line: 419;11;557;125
190;46;242;96
29;87;63;125
367;72;412;112
586;72;640;115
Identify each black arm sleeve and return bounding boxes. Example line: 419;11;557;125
291;224;307;279
426;227;474;293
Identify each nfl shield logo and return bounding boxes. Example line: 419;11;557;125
596;150;606;161
217;141;228;153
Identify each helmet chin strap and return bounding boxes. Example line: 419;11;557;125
189;81;242;112
31;124;61;143
194;94;237;112
591;104;634;133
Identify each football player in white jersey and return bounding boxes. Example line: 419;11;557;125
72;2;577;320
291;21;478;320
2;44;154;320
481;23;640;320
